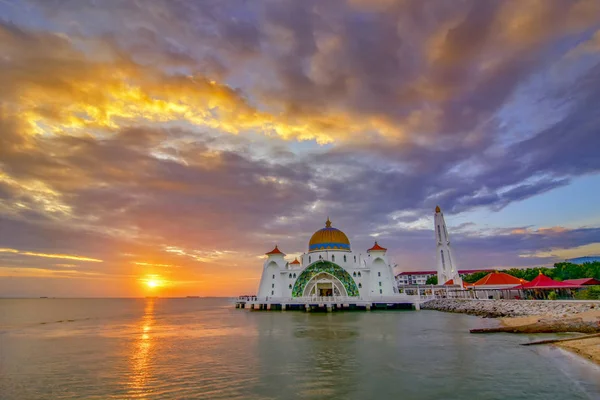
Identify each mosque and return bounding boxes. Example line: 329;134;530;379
256;218;398;300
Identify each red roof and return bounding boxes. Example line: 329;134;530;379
290;257;300;265
398;270;437;276
265;245;284;256
444;279;469;288
513;273;581;289
563;278;600;286
367;241;387;252
472;272;525;286
397;269;496;276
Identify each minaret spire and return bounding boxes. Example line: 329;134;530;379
434;206;461;286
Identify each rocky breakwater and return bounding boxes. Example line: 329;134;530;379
423;299;600;364
422;299;597;318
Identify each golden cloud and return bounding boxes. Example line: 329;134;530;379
0;23;409;146
0;248;103;262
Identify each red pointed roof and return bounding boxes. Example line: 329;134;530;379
472;272;525;286
367;241;387;252
265;245;284;256
562;278;600;286
290;257;300;265
514;273;581;289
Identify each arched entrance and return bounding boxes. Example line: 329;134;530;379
303;272;348;297
292;260;359;297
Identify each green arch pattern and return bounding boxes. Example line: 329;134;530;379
292;260;359;297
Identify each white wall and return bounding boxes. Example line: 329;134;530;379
368;256;395;296
257;249;398;300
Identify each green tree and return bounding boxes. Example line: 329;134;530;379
462;271;492;283
425;276;438;285
575;286;600;300
486;262;600;282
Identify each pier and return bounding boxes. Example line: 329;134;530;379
234;294;434;312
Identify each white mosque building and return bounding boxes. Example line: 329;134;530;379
256;218;398;300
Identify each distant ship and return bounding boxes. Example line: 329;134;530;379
186;296;200;298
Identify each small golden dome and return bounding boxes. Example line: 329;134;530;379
435;205;441;213
308;218;351;252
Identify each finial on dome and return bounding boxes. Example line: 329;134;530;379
435;205;441;213
325;217;332;228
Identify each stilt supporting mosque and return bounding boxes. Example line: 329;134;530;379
234;295;430;312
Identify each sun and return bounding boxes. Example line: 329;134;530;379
143;276;164;289
146;279;160;288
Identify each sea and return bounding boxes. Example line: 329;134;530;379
1;298;599;400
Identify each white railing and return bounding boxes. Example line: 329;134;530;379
245;293;433;304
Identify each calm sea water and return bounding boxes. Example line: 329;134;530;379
1;298;599;400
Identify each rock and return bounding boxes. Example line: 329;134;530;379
421;299;600;319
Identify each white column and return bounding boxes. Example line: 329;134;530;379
434;206;462;286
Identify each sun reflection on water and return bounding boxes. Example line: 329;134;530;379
128;299;155;398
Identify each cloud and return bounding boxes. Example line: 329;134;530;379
0;248;102;262
0;0;599;295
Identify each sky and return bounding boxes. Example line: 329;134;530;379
1;0;600;297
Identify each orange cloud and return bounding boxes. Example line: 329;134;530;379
0;248;103;262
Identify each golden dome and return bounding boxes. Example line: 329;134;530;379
308;218;351;252
435;205;441;213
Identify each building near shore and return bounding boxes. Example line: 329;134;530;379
396;269;495;285
563;278;600;286
469;271;525;290
256;218;398;300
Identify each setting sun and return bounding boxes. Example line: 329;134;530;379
142;276;165;289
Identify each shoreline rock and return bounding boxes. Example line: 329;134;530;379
423;299;600;366
421;299;598;319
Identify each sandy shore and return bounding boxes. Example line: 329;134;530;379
501;310;600;365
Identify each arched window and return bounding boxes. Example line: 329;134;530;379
441;250;446;268
271;290;274;295
378;272;381;277
272;274;275;279
293;273;296;278
354;256;356;262
358;283;362;288
343;255;347;262
379;289;382;294
353;271;357;277
437;225;442;242
319;255;322;259
272;283;275;288
358;272;361;277
289;284;292;289
379;281;382;287
332;255;335;262
308;256;311;263
289;273;292;278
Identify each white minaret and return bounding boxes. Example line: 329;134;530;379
434;206;462;286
